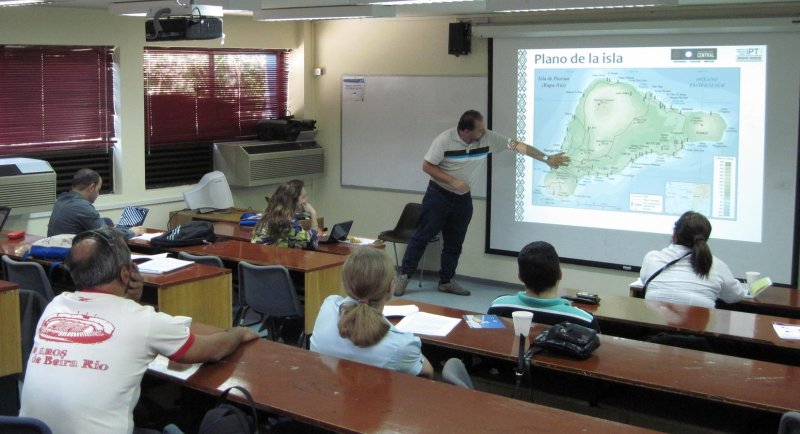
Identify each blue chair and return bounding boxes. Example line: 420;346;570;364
2;255;54;302
0;415;53;434
236;261;305;346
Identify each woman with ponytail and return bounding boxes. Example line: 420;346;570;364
640;211;747;308
310;248;434;377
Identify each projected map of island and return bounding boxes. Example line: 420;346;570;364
528;68;739;218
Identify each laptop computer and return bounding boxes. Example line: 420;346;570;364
319;220;353;244
0;207;10;232
118;206;149;227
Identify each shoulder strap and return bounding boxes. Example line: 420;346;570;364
218;385;259;434
642;251;691;297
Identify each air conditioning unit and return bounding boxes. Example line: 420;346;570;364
214;140;324;187
0;158;56;213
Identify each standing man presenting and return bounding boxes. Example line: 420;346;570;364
394;110;570;296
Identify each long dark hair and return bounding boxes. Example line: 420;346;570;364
673;211;713;278
254;179;304;240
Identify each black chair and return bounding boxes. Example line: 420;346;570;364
236;261;305;347
177;251;224;268
2;255;54;302
378;203;440;287
0;415;53;434
488;298;600;331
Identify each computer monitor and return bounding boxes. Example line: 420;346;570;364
183;171;234;213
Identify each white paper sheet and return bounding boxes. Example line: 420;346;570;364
132;232;164;241
148;354;202;380
773;322;800;340
131;252;169;261
383;304;420;318
395;312;461;336
137;257;194;274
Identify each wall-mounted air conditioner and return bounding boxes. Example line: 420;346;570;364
213;140;324;187
0;158;56;213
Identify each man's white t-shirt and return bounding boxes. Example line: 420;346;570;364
20;290;194;434
424;128;511;194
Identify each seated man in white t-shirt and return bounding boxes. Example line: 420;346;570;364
19;227;258;434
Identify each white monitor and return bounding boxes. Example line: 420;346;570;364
183;171;234;213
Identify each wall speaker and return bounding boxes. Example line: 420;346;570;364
448;22;471;57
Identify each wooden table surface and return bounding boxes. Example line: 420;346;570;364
148;324;656;434
576;294;800;352
387;299;800;414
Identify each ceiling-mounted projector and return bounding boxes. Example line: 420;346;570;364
145;6;223;41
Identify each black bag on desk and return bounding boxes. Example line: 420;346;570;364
149;221;217;247
199;386;259;434
533;322;600;360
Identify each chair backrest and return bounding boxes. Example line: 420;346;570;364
779;411;800;434
238;261;303;318
488;302;600;331
178;251;224;268
2;255;54;301
442;357;473;390
0;415;53;434
390;203;423;241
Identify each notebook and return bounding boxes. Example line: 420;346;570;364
319;220;353;244
119;206;149;227
0;207;10;232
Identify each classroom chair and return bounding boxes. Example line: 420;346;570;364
0;415;53;434
236;262;305;347
177;251;224;268
2;256;54;302
378;203;440;287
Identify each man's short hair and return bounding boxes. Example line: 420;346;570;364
517;241;561;294
72;168;101;190
457;110;483;132
66;228;131;289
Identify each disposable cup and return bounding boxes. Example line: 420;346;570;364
745;271;760;287
511;311;534;337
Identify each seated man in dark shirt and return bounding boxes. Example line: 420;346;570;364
47;168;143;239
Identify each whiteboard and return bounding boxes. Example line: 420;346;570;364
341;75;488;197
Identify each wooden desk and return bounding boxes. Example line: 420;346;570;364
142;264;232;329
388;300;800;415
211;221;383;256
0;231;231;330
575;294;800;363
171;208;324;233
148;326;653;434
159;239;346;334
0;280;21;377
630;283;800;319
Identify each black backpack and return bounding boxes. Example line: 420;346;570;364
149;221;217;247
198;386;259;434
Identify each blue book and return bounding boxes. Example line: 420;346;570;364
463;314;505;329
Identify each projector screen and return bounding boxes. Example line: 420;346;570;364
488;30;799;286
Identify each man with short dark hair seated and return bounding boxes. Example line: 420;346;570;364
489;241;597;329
19;227;258;434
47;168;143;239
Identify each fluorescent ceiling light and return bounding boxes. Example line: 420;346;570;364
109;1;224;17
0;0;48;6
487;0;677;12
254;5;394;21
368;0;475;4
